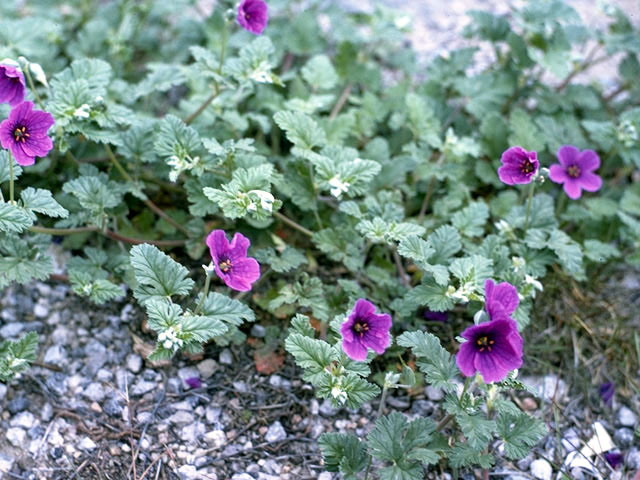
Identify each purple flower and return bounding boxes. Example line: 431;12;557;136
206;229;260;292
604;451;624;469
185;377;202;389
237;0;268;35
599;382;615;405
484;279;519;320
0;64;26;106
0;101;55;166
498;146;539;185
549;145;602;200
456;316;523;383
340;299;392;361
424;310;448;322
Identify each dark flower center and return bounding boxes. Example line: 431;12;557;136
219;257;233;273
520;159;535;175
353;320;369;337
476;335;495;352
567;165;580;178
13;125;30;143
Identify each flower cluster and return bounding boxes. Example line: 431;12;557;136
498;144;602;200
456;280;524;383
0;63;54;166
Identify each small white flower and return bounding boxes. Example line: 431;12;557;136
394;15;411;29
28;62;48;88
525;274;543;298
202;263;215;276
329;175;350;198
495;219;512;234
247;201;257;212
511;256;526;272
249;63;273;84
331;384;348;404
158;325;184;351
73;104;91;119
167;155;199;182
249;190;275;212
0;58;19;67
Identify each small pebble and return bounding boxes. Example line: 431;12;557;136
7;427;26;447
219;349;233;365
126;353;142;373
530;459;552;480
617;406;637;427
265;421;287;442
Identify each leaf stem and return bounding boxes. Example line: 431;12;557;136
193;272;212;316
329;83;353;120
28;225;186;247
274;211;314;237
522;181;536;235
104;145;189;235
392;247;410;287
185;87;220;125
9;155;15;204
23;63;45;110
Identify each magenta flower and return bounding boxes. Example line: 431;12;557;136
424;310;448;322
484;279;519;320
0;101;55;166
206;229;260;292
185;377;202;389
0;64;26;106
498;146;539;185
456;316;523;383
549;145;602;200
237;0;268;35
340;299;392;361
604;452;624;469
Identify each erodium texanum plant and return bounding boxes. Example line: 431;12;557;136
0;0;639;475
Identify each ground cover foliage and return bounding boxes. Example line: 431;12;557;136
0;0;639;477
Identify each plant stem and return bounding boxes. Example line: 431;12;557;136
522;181;536;234
392;247;410;287
193;273;212;316
185;87;220;125
23;63;45;109
417;177;435;223
29;225;186;247
274;211;314;237
104;145;189;235
9;156;15;204
329;83;353;120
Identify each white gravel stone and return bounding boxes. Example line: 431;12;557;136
33;302;50;318
0;453;15;475
530;459;552;480
265;421;287;442
131;380;157;396
231;474;254;480
126;354;142;373
425;385;444;401
177;465;199;480
178;366;201;388
0;322;24;338
318;473;333;480
617;406;637;427
7;428;26;448
219;349;233;365
180;422;205;443
257;474;279;480
0;384;7;402
78;437;97;451
169;411;195;425
83;382;106;402
197;359;217;379
43;345;66;366
10;412;35;429
204;429;226;449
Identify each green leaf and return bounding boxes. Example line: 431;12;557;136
129;244;194;302
224;36;281;85
508;109;546;152
313;227;365;272
548;230;584;278
20;188;69;219
405;281;454;312
134;63;187;98
583;240;620;263
398;236;449;285
0;331;38;382
338;374;381;409
270;274;329;321
69;271;123;305
285;332;337;383
274;110;327;153
449;443;494;468
455;72;514;119
497;413;547;459
0;202;33;233
301;55;339;91
452;201;489;237
0;234;54;288
289;314;316;338
319;433;368;478
428;225;462;264
405;93;442;148
180;315;228;343
449;255;494;290
254;247;307;273
356;218;425;245
62;175;121;223
397;331;458;390
196;291;256;326
154;114;201;161
457;412;496;450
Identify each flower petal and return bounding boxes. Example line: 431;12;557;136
485;279;519;318
577;149;600;172
456;341;477;377
474;352;511;383
563;179;582;200
20;135;53;158
223;257;260;292
579;172;602;192
352;298;377;319
548;164;569;184
342;338;368;361
363;329;390;354
228;232;251;260
206;229;230;263
556;145;580;167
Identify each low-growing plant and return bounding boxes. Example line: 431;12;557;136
0;0;639;475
